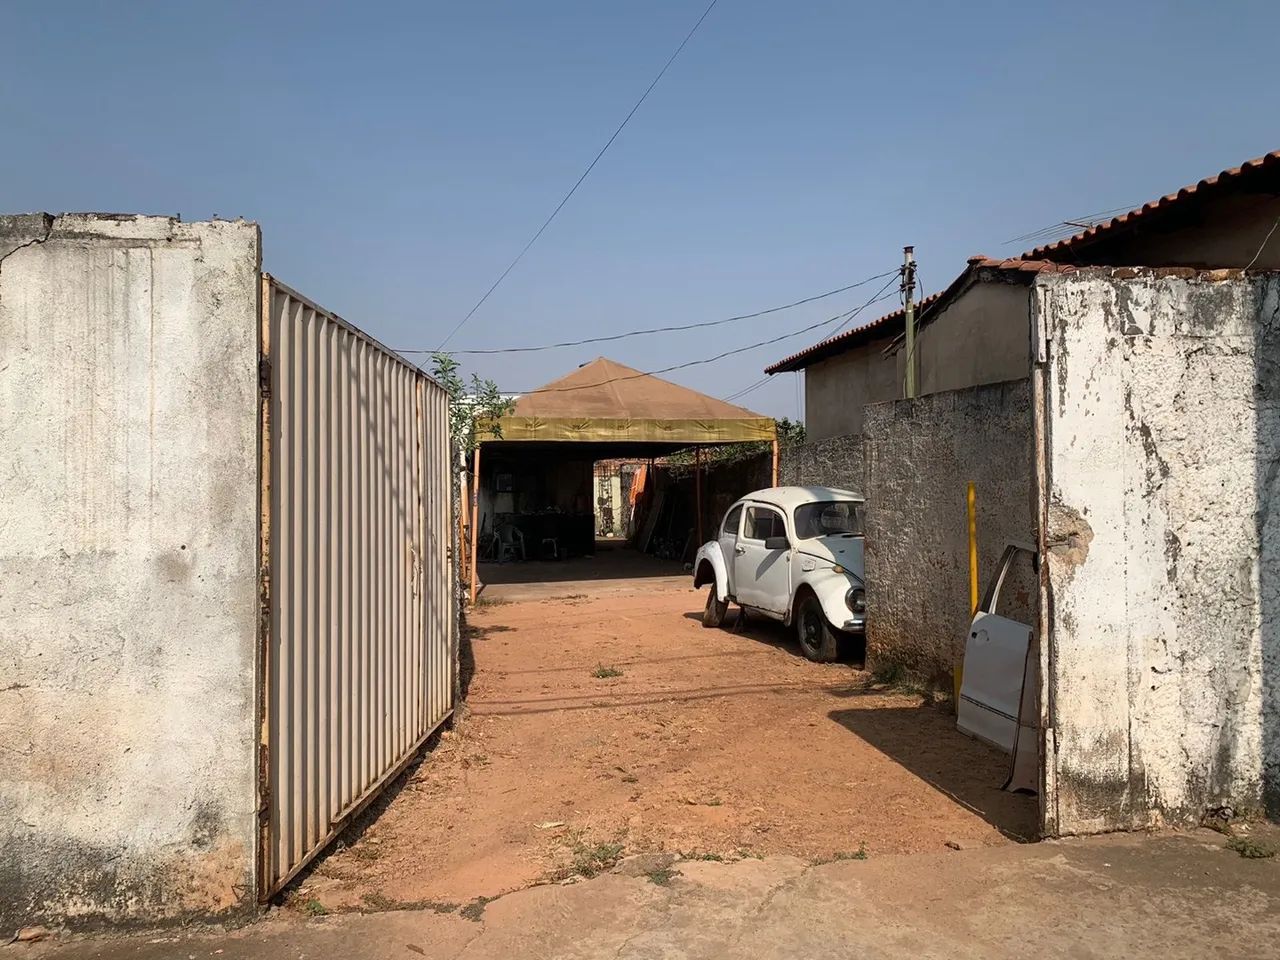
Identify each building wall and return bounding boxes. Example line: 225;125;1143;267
899;278;1032;396
863;380;1036;682
803;279;1032;441
0;214;262;928
779;434;865;492
802;340;898;440
1035;271;1280;835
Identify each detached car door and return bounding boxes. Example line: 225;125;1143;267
733;503;791;615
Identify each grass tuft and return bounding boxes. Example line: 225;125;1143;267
592;664;623;679
1227;835;1277;859
646;866;678;885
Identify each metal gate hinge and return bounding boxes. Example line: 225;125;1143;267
259;357;272;396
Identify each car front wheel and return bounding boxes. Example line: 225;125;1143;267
795;594;839;662
702;587;728;628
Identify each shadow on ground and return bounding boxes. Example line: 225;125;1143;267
480;541;685;586
828;698;1039;841
682;607;866;665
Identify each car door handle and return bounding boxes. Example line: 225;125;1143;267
733;545;746;555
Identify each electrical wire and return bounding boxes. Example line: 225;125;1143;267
723;375;770;402
436;0;720;350
505;274;901;396
400;270;897;356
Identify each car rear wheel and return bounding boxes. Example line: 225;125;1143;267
702;587;728;628
796;594;839;662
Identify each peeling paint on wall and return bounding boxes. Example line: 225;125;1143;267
1037;271;1280;833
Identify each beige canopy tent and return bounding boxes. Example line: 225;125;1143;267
468;358;777;599
496;357;776;443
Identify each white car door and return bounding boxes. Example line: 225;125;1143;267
956;543;1039;793
733;503;791;615
718;502;745;598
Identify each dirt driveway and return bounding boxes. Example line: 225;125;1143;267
296;579;1034;913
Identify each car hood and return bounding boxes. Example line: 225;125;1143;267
796;535;864;578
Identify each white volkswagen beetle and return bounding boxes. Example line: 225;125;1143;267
693;486;866;662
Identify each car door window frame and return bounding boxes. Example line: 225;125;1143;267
721;503;744;538
742;504;786;543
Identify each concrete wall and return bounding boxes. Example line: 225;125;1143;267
803;278;1033;441
803;339;899;440
779;434;865;492
0;214;262;928
1035;271;1280;835
863;380;1037;682
905;279;1031;396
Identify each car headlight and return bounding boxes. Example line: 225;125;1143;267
845;587;866;613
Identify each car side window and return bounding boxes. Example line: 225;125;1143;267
743;505;785;542
721;503;743;537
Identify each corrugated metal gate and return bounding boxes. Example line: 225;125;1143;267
259;276;454;898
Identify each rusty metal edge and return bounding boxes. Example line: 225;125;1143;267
260;709;454;901
256;273;274;901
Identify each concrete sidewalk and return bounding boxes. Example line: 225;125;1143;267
17;830;1279;960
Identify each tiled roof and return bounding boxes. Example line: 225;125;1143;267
763;259;1063;374
1023;149;1280;260
766;149;1280;375
762;291;943;374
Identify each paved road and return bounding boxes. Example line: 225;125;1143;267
22;830;1280;960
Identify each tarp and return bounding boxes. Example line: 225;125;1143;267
493;357;776;444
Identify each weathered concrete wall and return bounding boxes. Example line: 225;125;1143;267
0;214;262;928
1036;271;1280;835
803;339;898;440
779;434;865;492
863;380;1036;682
905;279;1031;396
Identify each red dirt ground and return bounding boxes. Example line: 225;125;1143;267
295;581;1035;912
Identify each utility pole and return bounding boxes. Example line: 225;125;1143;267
902;245;917;399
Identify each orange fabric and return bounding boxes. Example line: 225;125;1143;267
629;464;647;505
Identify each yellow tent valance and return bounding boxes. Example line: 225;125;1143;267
493;415;776;444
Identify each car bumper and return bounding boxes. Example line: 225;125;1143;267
841;615;866;633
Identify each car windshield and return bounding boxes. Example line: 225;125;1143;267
792;500;865;539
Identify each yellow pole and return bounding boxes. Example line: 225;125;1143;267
956;481;978;710
968;482;979;615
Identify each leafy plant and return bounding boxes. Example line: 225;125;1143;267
429;352;515;455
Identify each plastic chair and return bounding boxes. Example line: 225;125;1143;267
497;523;526;562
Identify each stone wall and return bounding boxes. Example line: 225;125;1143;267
0;214;261;928
1036;271;1280;834
862;380;1036;682
779;434;865;491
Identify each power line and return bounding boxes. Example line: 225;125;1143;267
400;270;896;356
436;0;721;350
723;375;770;402
505;273;900;396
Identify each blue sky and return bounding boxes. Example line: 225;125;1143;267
4;1;1277;418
